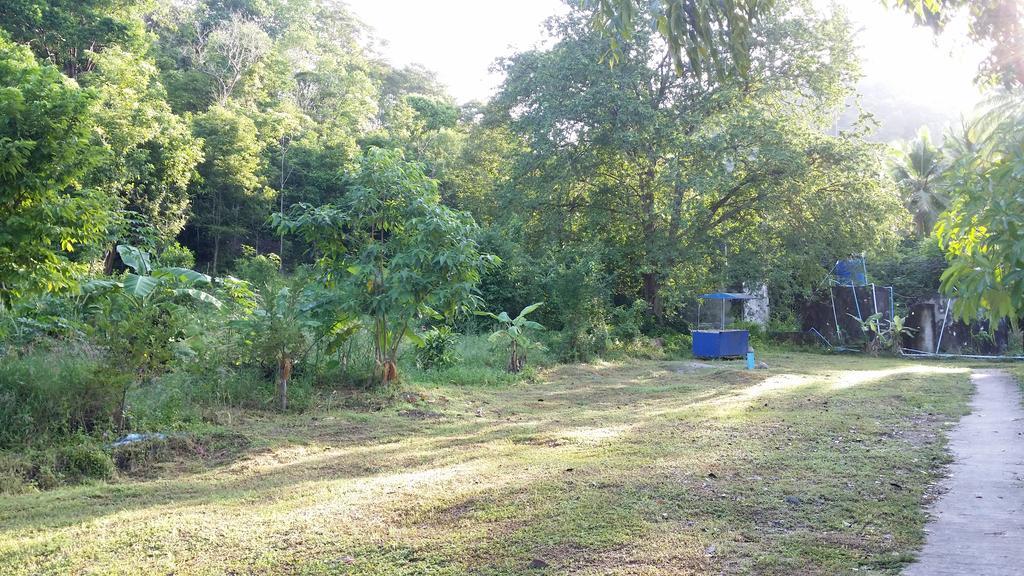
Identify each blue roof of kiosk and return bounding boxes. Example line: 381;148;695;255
699;292;759;300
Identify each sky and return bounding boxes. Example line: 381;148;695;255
345;0;986;120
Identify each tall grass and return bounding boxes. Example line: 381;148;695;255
0;348;128;448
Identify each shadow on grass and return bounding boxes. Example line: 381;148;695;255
0;354;973;575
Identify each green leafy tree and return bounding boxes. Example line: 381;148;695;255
0;35;113;306
83;47;203;252
492;5;899;320
0;0;150;79
188;105;272;273
82;244;222;428
276;147;489;384
936;92;1024;323
234;282;308;411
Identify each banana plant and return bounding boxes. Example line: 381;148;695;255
79;245;224;429
848;312;916;355
888;314;916;354
477;302;546;373
81;244;223;309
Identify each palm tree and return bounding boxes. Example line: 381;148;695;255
892;127;948;237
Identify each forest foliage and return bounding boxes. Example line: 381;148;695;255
0;0;1020;490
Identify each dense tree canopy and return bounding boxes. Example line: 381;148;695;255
487;4;903;319
936;93;1024;323
594;0;1024;88
0;34;112;305
8;0;1003;331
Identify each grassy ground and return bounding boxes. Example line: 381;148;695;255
0;352;976;575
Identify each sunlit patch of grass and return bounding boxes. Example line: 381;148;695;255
0;352;974;575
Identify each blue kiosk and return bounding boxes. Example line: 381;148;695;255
692;292;758;359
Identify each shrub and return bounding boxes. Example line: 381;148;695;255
733;321;768;350
415;326;459;370
0;350;129;448
57;442;115;481
662;332;693;357
0;440;115;493
610;300;649;343
544;255;611;361
158;242;196;268
0;452;33;494
232;245;281;288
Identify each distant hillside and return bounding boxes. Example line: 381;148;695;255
838;79;966;144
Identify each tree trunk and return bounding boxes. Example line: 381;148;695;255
102;245;116;275
642;272;664;320
212;233;221;276
376;359;399;385
507;341;525;373
277;357;292;411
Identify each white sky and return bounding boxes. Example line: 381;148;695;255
346;0;567;103
840;1;985;117
346;0;985;116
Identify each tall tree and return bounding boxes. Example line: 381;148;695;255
891;127;948;237
188;105;271;273
83;47;203;251
936;92;1024;322
491;3;899;319
0;35;113;305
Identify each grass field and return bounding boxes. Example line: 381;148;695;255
0;352;975;575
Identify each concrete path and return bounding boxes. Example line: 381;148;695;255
904;369;1024;576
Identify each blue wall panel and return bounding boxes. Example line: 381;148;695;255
692;330;749;358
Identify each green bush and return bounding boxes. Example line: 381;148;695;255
0;452;33;494
733;321;768;350
545;255;611;361
232;245;282;288
662;332;693;357
0;439;115;493
57;442;115;481
415;326;459;370
157;242;196;268
609;300;649;343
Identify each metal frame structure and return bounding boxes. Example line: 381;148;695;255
824;257;894;345
695;292;759;330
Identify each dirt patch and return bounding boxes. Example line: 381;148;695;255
671;361;715;373
112;432;250;478
511;435;566;448
398;409;446;420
